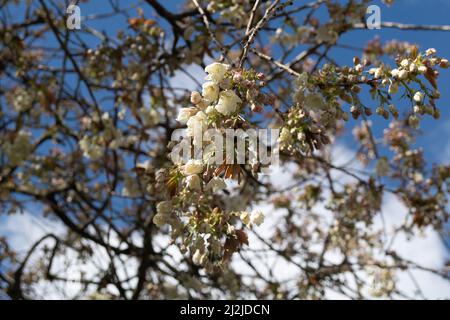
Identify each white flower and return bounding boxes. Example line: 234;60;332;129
251;210;265;226
398;69;408;79
418;65;428;74
176;107;195;124
369;67;382;78
215;90;242;116
202;81;219;102
153;213;167;228
413;172;424;183
400;59;409;68
187;111;208;146
186;174;201;190
157;201;172;214
186;111;208;137
205;62;229;83
192;249;204;265
355;64;363;73
374;68;383;79
409;63;418;73
240;211;250;226
205;177;227;193
413;91;424;103
183;159;204;176
190;91;202;104
390;68;399;77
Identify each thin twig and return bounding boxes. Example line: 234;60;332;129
191;0;234;66
239;0;281;68
250;48;301;77
245;0;261;36
265;43;322;82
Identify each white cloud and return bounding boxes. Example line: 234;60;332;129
0;212;64;252
0;212;139;299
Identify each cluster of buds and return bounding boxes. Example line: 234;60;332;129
278;72;332;154
309;48;448;130
278;106;331;155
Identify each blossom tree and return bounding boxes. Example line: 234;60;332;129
0;0;449;299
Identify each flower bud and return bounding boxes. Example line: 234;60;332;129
413;105;421;114
409;63;418;73
190;91;202;104
413;91;424;103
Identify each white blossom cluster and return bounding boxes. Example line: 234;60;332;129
151;62;270;267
